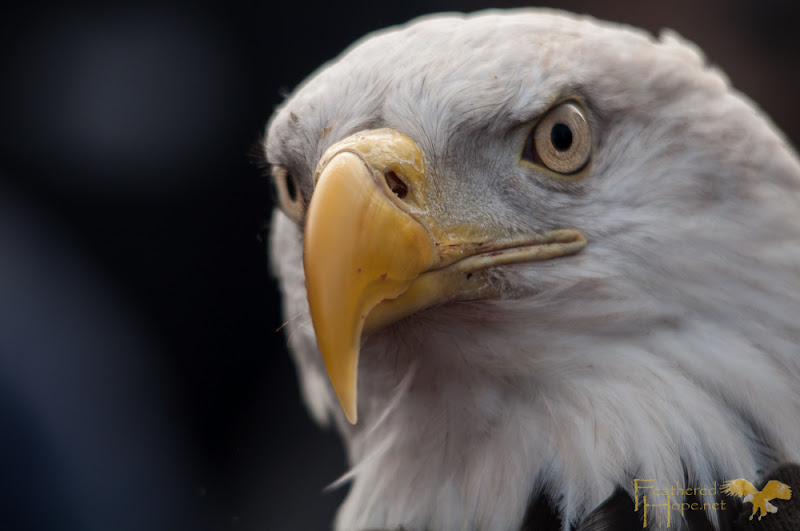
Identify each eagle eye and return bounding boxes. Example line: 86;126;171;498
272;165;306;224
522;101;592;176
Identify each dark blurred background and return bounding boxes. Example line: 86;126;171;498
0;0;797;530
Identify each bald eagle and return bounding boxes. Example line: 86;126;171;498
266;9;800;531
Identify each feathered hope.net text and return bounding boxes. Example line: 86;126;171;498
633;479;727;527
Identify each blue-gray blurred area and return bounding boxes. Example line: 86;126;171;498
0;188;188;530
0;0;797;530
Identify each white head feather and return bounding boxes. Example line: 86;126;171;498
266;9;800;531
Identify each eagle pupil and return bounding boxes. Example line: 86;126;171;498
285;172;297;201
550;123;573;152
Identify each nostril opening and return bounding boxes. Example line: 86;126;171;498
384;171;408;199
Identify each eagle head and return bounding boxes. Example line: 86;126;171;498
265;9;800;530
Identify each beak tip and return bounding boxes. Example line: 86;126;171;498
341;385;358;424
345;407;358;424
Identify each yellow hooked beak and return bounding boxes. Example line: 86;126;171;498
303;129;586;423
